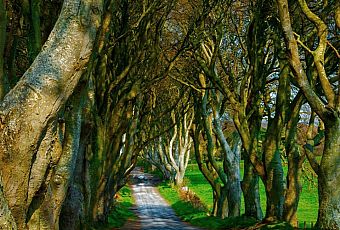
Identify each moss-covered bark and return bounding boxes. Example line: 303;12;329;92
0;0;7;100
0;0;102;227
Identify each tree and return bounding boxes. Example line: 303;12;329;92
192;82;242;218
146;105;193;186
0;0;6;99
276;0;340;228
0;0;102;228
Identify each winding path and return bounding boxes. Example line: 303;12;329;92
129;168;200;230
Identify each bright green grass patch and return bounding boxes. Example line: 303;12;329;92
158;182;257;229
107;186;137;227
185;163;318;225
95;186;137;229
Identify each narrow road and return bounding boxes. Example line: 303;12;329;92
129;168;200;230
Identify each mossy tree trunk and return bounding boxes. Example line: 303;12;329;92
26;87;84;229
283;92;305;227
314;118;340;229
192;82;241;219
0;0;6;100
242;157;263;220
0;0;102;227
277;0;340;228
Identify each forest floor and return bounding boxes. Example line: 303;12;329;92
123;167;201;230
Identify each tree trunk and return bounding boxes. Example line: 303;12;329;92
0;181;17;229
316;119;340;229
263;148;284;221
242;157;263;220
0;0;7;100
283;93;304;227
213;117;241;217
262;58;289;221
89;121;110;223
0;0;102;227
175;171;185;186
283;143;302;227
27;90;83;229
59;123;91;230
216;187;228;219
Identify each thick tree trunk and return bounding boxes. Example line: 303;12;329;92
213;118;241;217
59;134;89;230
316;119;340;229
283;143;302;227
25;122;62;229
27;90;83;229
0;0;102;227
283;93;304;227
216;187;228;219
242;157;263;220
59;184;85;230
175;171;185;186
0;181;17;229
263;147;284;221
0;0;7;100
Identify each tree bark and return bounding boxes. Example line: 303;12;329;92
59;106;93;229
315;119;340;229
283;92;304;227
277;0;339;228
0;180;17;229
0;0;102;227
216;187;228;219
213;116;241;217
242;156;263;220
27;89;84;229
0;0;7;100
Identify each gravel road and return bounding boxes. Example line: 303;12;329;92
130;169;200;230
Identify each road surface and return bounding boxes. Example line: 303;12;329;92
130;168;200;230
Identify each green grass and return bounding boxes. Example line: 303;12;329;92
94;186;137;229
158;162;318;229
108;186;137;227
158;182;258;229
185;163;318;226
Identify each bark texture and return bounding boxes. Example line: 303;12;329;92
0;0;6;100
0;0;102;227
316;119;340;229
242;157;263;220
277;0;340;228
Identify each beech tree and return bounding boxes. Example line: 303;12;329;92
276;0;339;228
0;0;103;228
191;80;242;219
146;104;194;186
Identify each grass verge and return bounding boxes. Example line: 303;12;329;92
95;186;137;229
158;182;258;229
158;182;294;229
185;163;318;227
